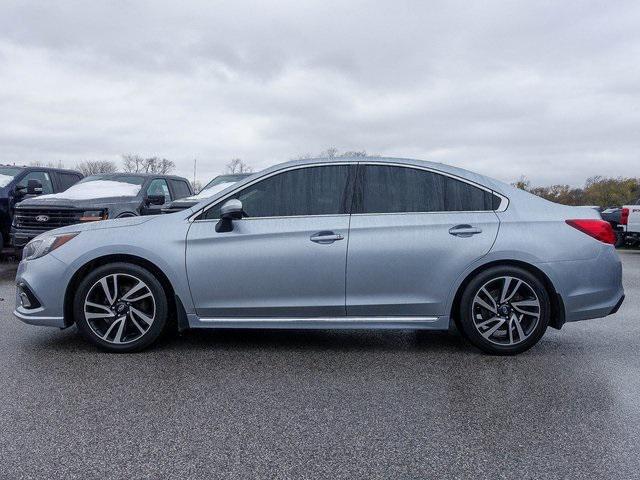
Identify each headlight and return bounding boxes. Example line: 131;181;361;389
80;209;107;221
22;232;79;261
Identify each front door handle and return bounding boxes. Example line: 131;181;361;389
310;231;344;244
449;224;483;237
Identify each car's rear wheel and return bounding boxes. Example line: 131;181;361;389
73;263;168;352
458;266;550;355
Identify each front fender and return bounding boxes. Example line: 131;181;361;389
50;221;194;316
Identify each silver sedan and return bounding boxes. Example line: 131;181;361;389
14;157;624;354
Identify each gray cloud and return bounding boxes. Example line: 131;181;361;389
0;0;639;185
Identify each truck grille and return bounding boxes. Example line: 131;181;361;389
13;208;85;230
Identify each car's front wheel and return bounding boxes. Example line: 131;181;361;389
73;263;168;352
458;266;550;355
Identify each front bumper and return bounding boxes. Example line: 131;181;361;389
13;253;69;328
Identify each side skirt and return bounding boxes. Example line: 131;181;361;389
187;315;449;330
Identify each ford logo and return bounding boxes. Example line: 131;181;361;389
35;215;49;222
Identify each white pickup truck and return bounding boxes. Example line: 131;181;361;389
603;199;640;247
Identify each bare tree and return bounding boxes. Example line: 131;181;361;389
153;157;176;174
225;158;253;174
122;154;145;173
76;160;117;176
512;175;531;191
320;147;339;159
29;160;66;168
122;155;175;174
340;150;368;158
292;148;371;160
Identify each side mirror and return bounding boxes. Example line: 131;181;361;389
216;199;243;233
146;194;166;206
27;179;43;195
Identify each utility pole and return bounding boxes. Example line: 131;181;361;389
193;158;197;188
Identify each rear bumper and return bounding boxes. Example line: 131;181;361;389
608;294;625;316
538;247;624;324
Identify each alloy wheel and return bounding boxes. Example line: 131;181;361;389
471;276;541;346
83;273;156;345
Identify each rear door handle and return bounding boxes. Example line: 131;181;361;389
310;231;344;244
449;224;483;237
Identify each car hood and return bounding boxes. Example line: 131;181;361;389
16;196;139;209
37;215;155;238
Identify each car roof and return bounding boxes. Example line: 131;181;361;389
254;156;512;194
84;172;190;181
0;164;82;175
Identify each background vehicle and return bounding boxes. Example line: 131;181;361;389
0;165;82;250
601;199;640;248
162;173;251;213
11;173;192;247
14;158;623;355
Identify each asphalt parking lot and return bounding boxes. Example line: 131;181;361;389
0;251;639;479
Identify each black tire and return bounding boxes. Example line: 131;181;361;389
73;262;168;352
614;231;626;249
458;266;550;355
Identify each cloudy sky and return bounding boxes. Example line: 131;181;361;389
1;0;639;186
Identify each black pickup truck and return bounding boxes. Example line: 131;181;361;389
0;165;83;250
11;172;193;247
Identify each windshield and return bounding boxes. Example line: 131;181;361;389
0;166;23;187
201;174;249;190
78;174;147;185
190;174;249;200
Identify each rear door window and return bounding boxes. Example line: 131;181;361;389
354;165;496;214
170;179;192;199
56;172;82;191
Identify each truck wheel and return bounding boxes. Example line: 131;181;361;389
614;232;626;249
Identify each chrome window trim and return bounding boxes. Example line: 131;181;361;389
494;192;510;212
194;213;351;223
189;160;510;222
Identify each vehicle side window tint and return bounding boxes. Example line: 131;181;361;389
17;171;54;194
170;180;191;199
57;173;82;191
355;165;494;214
202;165;353;220
147;179;172;202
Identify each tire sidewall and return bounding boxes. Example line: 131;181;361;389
73;262;168;352
459;266;550;355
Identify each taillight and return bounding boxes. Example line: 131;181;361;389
566;219;616;245
621;208;629;225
